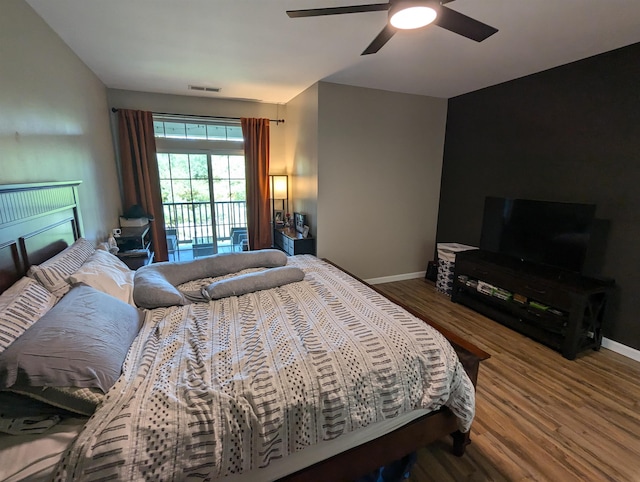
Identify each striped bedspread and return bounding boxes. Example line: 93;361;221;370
55;256;475;481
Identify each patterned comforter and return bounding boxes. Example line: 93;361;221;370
55;256;475;481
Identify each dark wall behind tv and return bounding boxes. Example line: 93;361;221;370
437;42;640;351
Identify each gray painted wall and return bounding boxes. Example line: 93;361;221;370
1;0;120;243
284;84;319;235
285;82;448;280
437;42;640;350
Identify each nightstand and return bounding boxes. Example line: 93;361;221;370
273;228;315;256
116;225;154;269
115;226;150;251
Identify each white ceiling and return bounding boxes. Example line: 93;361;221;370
26;0;640;104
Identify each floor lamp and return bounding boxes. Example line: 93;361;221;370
270;175;288;232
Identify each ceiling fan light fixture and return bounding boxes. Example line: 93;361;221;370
389;3;437;30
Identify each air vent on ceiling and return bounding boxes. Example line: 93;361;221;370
188;85;221;93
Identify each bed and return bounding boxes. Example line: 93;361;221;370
0;181;489;482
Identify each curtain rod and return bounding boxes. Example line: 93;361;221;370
110;108;284;125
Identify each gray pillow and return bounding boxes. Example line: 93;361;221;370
0;284;144;393
204;266;305;300
27;238;96;298
134;249;288;308
133;268;188;308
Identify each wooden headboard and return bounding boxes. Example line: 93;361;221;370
0;181;83;293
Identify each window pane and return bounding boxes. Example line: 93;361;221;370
207;125;227;140
171;180;193;203
190;155;209;180
228;156;245;179
211;155;229;180
160;180;173;203
185;123;207;139
226;125;243;141
193;204;212;229
213;180;230;202
230;180;246;201
163;122;186;139
154;121;166;138
153;117;243;144
169;154;190;178
191;180;210;202
157;153;170;178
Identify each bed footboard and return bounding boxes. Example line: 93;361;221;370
448;343;484;456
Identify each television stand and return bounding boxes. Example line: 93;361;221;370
451;249;614;360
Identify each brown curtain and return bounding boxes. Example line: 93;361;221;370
241;118;271;250
117;109;168;262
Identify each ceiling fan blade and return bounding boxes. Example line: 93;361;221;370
287;3;389;18
362;24;397;55
434;6;498;42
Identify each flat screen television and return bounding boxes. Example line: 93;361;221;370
479;197;598;274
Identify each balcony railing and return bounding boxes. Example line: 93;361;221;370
163;201;247;261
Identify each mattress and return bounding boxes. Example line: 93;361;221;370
0;410;431;482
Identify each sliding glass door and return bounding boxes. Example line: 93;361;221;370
154;117;247;261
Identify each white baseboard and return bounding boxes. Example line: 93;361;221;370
602;337;640;363
365;271;426;285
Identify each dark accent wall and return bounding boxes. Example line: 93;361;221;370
437;42;640;350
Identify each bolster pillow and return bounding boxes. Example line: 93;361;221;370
204;266;305;300
133;250;288;309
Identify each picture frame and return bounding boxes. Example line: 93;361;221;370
274;210;284;225
294;212;306;233
302;225;310;238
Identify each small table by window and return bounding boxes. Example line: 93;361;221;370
273;228;315;256
115;225;154;270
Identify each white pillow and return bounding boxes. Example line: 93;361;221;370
0;277;56;354
27;238;95;298
67;250;134;305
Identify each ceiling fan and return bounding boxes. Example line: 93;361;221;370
286;0;498;55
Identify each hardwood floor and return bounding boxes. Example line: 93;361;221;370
375;278;640;482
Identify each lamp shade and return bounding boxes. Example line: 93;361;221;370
389;1;437;30
271;175;288;200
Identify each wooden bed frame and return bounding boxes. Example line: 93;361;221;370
0;181;490;482
0;181;83;293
